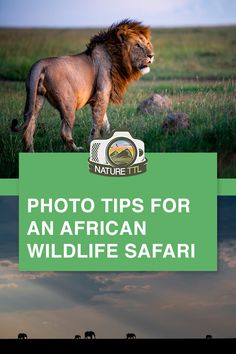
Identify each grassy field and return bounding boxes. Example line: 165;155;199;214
0;27;236;178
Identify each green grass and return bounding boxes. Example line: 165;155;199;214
0;27;236;81
0;27;236;178
0;80;235;178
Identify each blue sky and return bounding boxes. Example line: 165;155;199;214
0;196;236;338
0;0;236;27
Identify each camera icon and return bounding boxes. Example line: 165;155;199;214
89;131;147;176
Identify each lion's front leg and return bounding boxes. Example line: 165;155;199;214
89;91;110;142
89;112;110;142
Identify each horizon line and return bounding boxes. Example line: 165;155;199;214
0;24;236;30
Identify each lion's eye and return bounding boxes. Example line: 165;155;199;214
136;43;141;48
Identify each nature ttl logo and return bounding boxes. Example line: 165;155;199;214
89;131;147;176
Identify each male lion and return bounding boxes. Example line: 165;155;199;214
11;19;154;152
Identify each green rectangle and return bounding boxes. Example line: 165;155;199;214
19;152;217;271
0;179;18;195
0;178;234;196
218;179;236;196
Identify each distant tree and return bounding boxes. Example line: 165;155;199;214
74;334;81;339
18;333;28;339
84;331;96;339
126;333;136;339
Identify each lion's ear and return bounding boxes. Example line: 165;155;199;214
117;26;128;43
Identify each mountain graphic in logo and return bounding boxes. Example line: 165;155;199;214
109;141;135;167
89;130;147;176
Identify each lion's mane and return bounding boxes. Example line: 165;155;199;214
86;19;151;104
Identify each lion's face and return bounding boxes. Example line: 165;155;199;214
116;24;154;76
128;35;154;75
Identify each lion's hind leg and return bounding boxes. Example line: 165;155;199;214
23;95;45;152
101;113;110;136
60;109;83;152
89;92;110;143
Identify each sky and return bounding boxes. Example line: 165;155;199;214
0;0;236;28
0;196;236;338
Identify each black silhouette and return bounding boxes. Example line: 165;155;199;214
74;334;81;339
126;333;136;339
18;333;28;339
84;330;96;339
206;334;212;339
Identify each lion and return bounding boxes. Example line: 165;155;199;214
11;19;154;152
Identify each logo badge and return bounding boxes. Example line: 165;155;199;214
89;131;147;176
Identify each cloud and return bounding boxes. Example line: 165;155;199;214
90;272;169;285
219;240;236;268
0;260;16;268
123;284;151;292
0;259;56;283
0;283;18;289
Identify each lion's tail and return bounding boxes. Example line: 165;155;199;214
11;61;44;132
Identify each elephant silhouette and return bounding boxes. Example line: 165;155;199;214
206;334;212;339
18;333;28;339
126;333;136;339
84;331;96;339
74;334;81;339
